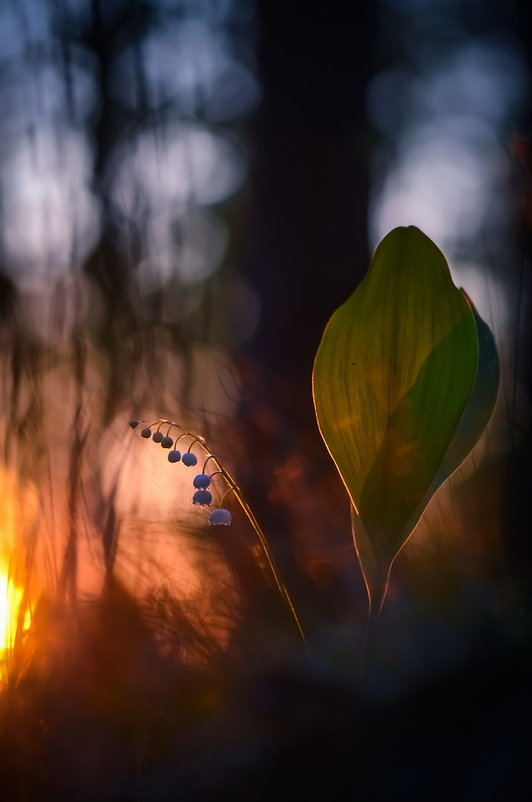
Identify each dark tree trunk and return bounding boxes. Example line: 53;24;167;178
232;2;375;642
505;0;532;581
247;1;373;412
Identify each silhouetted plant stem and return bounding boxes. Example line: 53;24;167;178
135;418;307;649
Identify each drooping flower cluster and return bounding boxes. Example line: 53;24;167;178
129;418;232;525
128;415;306;645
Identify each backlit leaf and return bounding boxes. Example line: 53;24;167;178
312;227;495;612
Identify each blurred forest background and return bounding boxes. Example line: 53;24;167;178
1;0;532;799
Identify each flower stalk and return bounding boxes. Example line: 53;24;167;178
130;418;306;648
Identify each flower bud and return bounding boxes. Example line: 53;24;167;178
193;490;212;507
193;474;211;490
209;509;232;526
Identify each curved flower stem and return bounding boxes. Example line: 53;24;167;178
144;419;307;649
221;467;307;649
202;455;218;474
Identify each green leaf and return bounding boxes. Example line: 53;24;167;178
400;297;500;541
312;227;494;612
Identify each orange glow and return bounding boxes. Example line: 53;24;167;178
0;561;31;683
0;468;36;684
